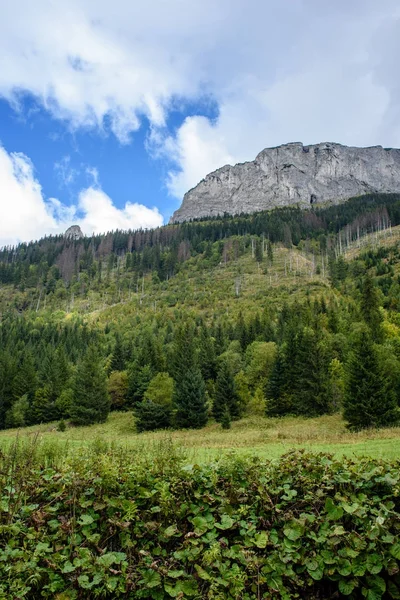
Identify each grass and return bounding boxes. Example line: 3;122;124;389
1;412;400;463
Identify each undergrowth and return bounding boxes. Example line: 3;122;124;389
0;439;399;598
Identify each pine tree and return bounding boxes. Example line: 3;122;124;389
70;346;110;426
174;367;208;429
343;329;399;430
213;362;240;422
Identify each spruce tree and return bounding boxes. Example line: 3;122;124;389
134;401;172;432
255;239;263;263
266;349;292;416
198;325;217;381
172;322;208;429
213;361;240;422
13;350;37;403
360;273;383;340
0;353;17;429
171;323;196;382
110;334;125;372
174;367;208;429
70;346;110;426
291;329;331;416
343;329;399;430
126;363;153;405
267;240;273;265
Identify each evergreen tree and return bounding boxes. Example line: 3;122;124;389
198;325;217;381
255;239;263;263
174;367;208;429
291;329;331;416
360;273;383;340
171;322;196;381
343;329;399;430
235;312;248;350
267;240;273;264
0;353;17;429
221;408;231;430
266;349;292;416
13;351;37;403
134;401;172;432
30;386;57;424
213;362;240;422
110;333;125;372
70;346;110;426
126;363;154;406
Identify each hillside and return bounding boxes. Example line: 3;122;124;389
0;192;400;439
2;191;400;598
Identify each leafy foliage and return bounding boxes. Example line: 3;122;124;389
0;447;399;599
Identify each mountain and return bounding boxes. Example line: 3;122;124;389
171;142;400;223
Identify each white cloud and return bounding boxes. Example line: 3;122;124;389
0;146;163;246
1;0;400;206
0;147;60;246
78;187;163;235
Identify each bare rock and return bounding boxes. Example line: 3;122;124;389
64;225;84;240
170;142;400;223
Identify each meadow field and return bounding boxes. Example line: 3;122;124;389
1;412;400;464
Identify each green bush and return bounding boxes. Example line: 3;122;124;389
0;449;399;598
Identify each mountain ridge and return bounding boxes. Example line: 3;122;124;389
171;142;400;223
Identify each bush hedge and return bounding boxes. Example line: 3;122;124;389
0;445;399;599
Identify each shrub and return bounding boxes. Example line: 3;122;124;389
0;451;399;599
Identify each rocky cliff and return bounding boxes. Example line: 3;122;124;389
64;225;84;240
171;142;400;222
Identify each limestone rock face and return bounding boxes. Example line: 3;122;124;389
64;225;84;240
170;142;400;223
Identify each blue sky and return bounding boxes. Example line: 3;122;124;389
0;0;400;244
0;94;219;224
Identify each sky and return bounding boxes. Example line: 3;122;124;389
1;0;400;245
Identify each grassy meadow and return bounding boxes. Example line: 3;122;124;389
1;412;400;464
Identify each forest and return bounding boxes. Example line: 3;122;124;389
1;194;400;599
0;193;400;434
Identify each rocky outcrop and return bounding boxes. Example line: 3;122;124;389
64;225;84;240
171;142;400;223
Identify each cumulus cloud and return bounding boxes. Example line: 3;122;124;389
78;188;164;235
1;0;400;205
0;146;163;246
0;148;60;246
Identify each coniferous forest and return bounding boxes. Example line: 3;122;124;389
0;193;400;433
1;194;400;598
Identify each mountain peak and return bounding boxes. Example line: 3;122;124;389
171;142;400;223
